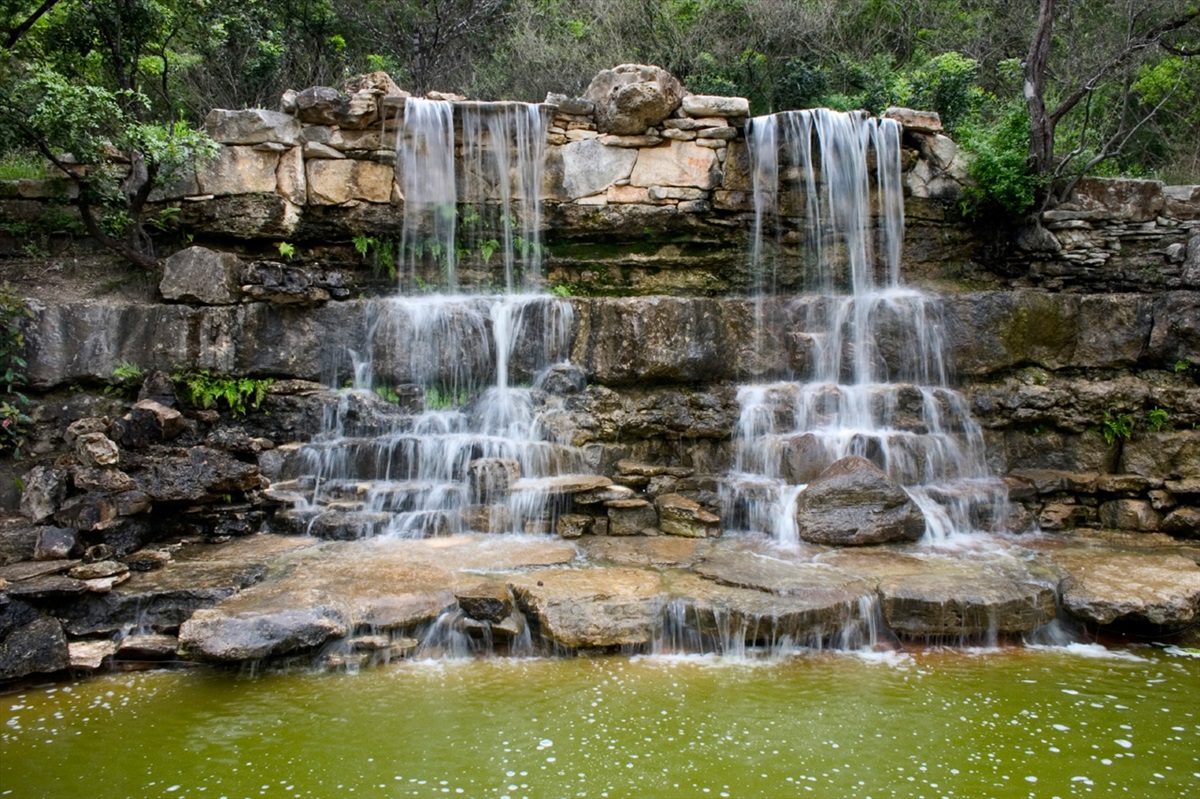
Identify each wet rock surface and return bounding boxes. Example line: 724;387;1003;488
1050;548;1200;627
509;567;663;648
794;457;926;545
5;524;1200;679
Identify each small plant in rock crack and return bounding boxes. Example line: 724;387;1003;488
1144;407;1170;433
174;370;274;416
1101;409;1134;445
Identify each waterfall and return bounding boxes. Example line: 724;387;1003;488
728;109;1008;543
286;98;584;541
397;98;549;292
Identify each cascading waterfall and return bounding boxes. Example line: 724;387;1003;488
726;108;1008;544
292;97;587;540
398;98;549;292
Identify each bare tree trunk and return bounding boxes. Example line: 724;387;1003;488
1025;0;1056;175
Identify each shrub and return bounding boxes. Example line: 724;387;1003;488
958;105;1046;220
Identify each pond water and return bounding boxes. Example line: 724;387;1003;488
3;646;1197;799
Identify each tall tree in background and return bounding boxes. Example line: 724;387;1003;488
1024;0;1199;198
0;0;215;268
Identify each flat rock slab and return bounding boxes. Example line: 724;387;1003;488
394;535;578;572
178;544;460;662
667;573;875;645
879;572;1056;637
578;536;709;568
509;568;663;649
117;634;180;660
0;559;80;582
171;534;322;563
1052;549;1200;626
694;550;873;601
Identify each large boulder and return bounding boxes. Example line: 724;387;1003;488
131;446;262;503
305;159;395;205
1053;550;1200;627
629;140;719;189
160;245;244;305
194;145;281;196
879;572;1056;637
584;64;685;135
294;86;349;125
794;456;925;545
552;138;638;200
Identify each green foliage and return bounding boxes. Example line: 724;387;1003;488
1174;360;1192;373
0;152;47;180
550;283;573;297
174;370;273;416
105;361;145;398
958;105;1045;220
479;238;501;266
424;385;469;410
352;234;398;280
1145;407;1170;433
373;384;401;404
353;233;372;258
906;52;982;133
276;241;296;261
1101;408;1135;446
0;284;34;458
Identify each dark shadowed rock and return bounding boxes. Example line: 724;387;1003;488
132;446;261;503
112;400;186;449
33;526;79;560
58;560;269;636
455;579;514;623
160;246;244;305
0;616;69;680
180;594;350;662
608;500;658;536
794;456;925;545
137;371;178;408
53;493;118;531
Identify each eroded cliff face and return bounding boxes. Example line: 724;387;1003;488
1;76;1198;681
5;81;1199;535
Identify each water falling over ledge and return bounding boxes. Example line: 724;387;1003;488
727;108;1010;545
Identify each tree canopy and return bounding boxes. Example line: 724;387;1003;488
2;0;1198;259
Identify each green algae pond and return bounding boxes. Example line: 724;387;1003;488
2;646;1198;799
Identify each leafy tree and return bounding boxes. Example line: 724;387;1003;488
0;0;216;269
1024;0;1200;200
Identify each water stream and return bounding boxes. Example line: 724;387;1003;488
295;100;588;540
725;109;1008;544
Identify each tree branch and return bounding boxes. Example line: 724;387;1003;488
2;0;60;50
